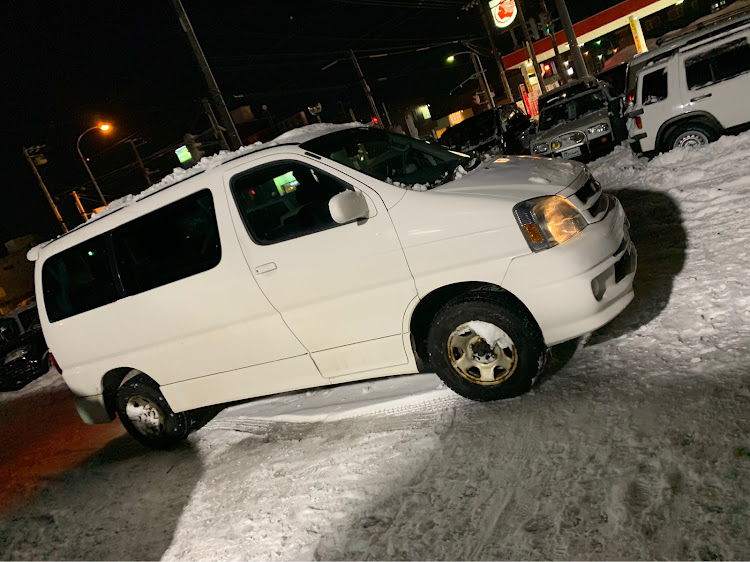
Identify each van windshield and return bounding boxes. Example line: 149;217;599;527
300;128;469;190
538;90;607;131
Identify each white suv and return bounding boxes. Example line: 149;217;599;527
30;125;636;448
627;18;750;153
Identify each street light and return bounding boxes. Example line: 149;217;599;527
77;123;112;206
445;51;495;110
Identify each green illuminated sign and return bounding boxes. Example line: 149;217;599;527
175;145;192;163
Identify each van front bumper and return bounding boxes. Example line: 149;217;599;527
501;195;637;346
76;394;114;424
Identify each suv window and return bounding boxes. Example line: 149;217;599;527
538;89;607;131
685;37;750;90
232;162;349;245
42;236;118;323
641;68;668;105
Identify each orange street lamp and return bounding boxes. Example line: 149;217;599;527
77;123;113;205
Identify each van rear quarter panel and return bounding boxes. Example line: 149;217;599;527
36;172;308;399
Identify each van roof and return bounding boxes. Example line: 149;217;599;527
27;122;366;262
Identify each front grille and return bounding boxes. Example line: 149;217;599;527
615;249;634;283
575;178;601;205
0;358;44;379
613;237;627;257
588;194;605;217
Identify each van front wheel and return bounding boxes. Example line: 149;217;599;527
427;292;546;401
115;375;191;449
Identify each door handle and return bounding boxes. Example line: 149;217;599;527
254;262;277;275
691;93;713;103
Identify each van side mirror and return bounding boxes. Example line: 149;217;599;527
329;190;369;224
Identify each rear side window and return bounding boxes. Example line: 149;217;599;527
42;236;118;323
113;189;221;296
685;38;750;90
641;68;668;105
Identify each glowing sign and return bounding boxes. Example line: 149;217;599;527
175;145;192;163
489;0;517;28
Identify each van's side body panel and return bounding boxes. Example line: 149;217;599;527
222;151;419;379
35;169;320;404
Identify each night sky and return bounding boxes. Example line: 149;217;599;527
1;0;617;243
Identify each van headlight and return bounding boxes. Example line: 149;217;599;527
587;123;609;135
532;142;550;154
513;196;588;252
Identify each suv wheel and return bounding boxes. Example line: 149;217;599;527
426;291;546;401
666;122;718;151
115;375;192;449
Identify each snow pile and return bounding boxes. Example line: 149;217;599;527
274;121;365;144
467;321;515;349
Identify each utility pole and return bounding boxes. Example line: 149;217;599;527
540;1;568;85
469;52;495;110
23;146;67;233
202;98;230;151
479;1;514;102
171;0;242;150
71;191;88;222
516;0;547;94
127;139;153;187
349;49;382;127
553;0;588;78
381;102;392;128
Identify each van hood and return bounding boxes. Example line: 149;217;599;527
432;156;585;200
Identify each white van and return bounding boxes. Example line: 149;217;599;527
30;125;636;447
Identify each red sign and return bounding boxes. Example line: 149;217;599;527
489;0;518;28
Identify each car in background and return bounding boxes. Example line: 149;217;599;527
439;104;532;156
531;78;627;162
626;13;750;154
0;301;50;391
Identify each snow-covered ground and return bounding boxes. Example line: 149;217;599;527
3;134;750;560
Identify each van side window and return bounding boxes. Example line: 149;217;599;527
113;189;221;296
641;68;668;105
231;162;348;245
685;38;750;90
42;236;118;322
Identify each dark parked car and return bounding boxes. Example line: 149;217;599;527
0;302;50;391
439;104;532;156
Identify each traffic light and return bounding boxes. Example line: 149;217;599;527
540;12;554;35
184;133;204;162
526;17;540;41
371;117;379;125
541;61;557;79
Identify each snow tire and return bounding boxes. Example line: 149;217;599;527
115;375;192;449
426;291;546;402
665;122;719;152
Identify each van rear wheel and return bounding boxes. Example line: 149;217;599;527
115;375;191;449
426;291;546;401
